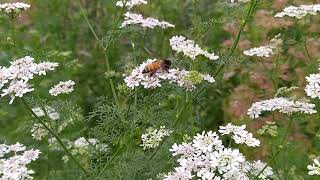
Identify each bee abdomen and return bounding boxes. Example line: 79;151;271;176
142;63;160;73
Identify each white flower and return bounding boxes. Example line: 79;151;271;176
214;148;246;174
124;59;215;90
169;35;219;60
163;167;193;180
49;80;75;96
192;131;223;153
305;73;320;99
243;46;274;57
0;142;40;180
275;4;320;19
31;123;49;141
250;160;274;179
243;34;282;58
1;80;34;104
140;126;173;150
247;97;316;119
116;0;147;9
219;123;260;147
31;106;60;120
121;12;174;29
0;2;30;14
0;56;58;104
307;159;320;176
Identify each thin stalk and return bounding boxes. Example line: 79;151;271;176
21;98;90;176
96;145;122;178
214;0;257;77
253;117;294;179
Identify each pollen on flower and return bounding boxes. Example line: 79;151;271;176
169;35;219;60
49;80;75;96
120;12;175;29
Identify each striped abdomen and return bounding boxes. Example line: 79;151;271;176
142;62;161;74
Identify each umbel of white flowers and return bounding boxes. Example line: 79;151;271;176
124;59;215;90
247;97;316;119
243;34;283;58
0;142;41;180
162;124;273;180
169;35;219;60
0;56;58;104
275;4;320;19
121;12;175;29
0;2;30;15
305;72;320;99
116;0;147;9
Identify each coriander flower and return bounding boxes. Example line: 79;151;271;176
0;2;30;15
243;34;282;58
247;97;316;119
124;59;215;90
116;0;147;9
219;123;260;147
49;80;75;96
305;73;320;99
140;126;173;150
275;4;320;19
0;56;58;104
32;106;60;120
169;35;219;60
250;160;274;180
307;159;320;176
0;142;41;180
192;131;223;153
121;12;174;29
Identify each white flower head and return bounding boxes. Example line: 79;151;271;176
0;2;30;15
305;73;320;99
275;4;320;19
307;159;320;176
247;97;316;119
49;80;75;96
250;160;274;179
116;0;147;9
219;123;260;147
0;56;58;104
140;126;173;150
193;131;223;153
243;34;282;58
121;12;174;29
124;59;215;91
169;35;219;60
0;142;40;180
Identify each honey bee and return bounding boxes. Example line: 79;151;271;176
142;59;171;76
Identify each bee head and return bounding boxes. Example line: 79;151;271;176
163;59;172;67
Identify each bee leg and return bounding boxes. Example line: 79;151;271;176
149;70;156;77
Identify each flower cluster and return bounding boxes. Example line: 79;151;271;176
275;4;320;19
169;36;219;60
61;137;108;163
0;142;41;180
121;12;174;29
116;0;147;9
0;2;30;15
0;56;58;104
140;126;173;150
307;159;320;176
243;34;282;58
219;123;260;147
257;122;278;137
305;73;320;99
163;130;273;179
124;59;215;90
247;97;316;119
49;80;75;96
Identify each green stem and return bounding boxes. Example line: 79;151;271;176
21;98;90;176
96;145;122;178
214;0;257;77
253;116;294;179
